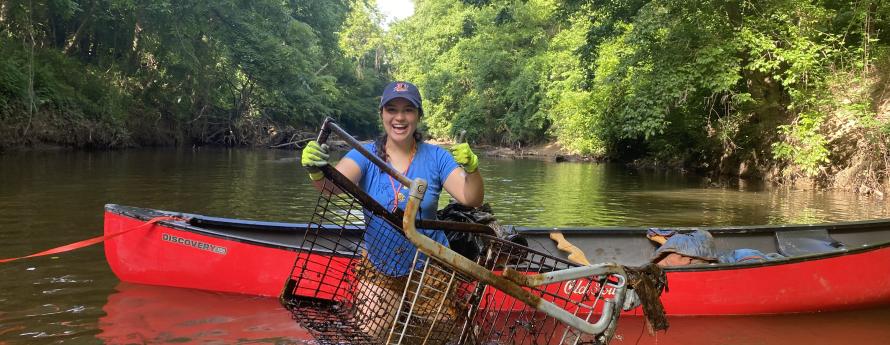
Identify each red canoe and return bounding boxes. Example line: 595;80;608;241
104;204;890;316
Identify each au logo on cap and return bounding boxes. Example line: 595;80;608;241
394;83;408;92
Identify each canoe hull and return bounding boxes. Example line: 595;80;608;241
104;211;296;297
103;205;890;314
660;246;890;315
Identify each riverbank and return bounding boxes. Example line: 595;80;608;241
474;138;886;199
2;121;887;199
425;138;597;163
3;133;886;199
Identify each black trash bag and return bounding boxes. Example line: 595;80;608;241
437;201;524;260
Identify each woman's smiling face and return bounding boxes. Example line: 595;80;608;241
381;98;419;143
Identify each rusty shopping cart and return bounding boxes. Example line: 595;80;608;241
280;118;648;345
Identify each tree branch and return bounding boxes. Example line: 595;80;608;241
63;0;97;54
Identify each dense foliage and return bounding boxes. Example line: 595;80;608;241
0;0;388;147
2;0;889;191
390;0;890;189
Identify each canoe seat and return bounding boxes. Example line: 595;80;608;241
775;229;846;257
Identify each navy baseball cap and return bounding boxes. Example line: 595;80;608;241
379;81;423;115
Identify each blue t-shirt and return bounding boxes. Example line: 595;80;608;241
344;142;459;276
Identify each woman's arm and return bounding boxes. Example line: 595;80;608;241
443;167;484;207
334;158;362;184
443;143;484;207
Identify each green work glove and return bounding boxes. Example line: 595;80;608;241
301;140;329;181
449;143;479;173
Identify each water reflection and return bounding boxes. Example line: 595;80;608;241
92;284;890;345
480;158;890;227
97;283;311;344
615;308;890;345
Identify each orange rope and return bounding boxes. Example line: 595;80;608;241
0;216;183;263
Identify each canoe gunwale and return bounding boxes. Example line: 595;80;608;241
515;218;890;235
105;204;361;258
104;203;890;272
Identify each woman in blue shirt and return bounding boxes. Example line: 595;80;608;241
300;81;484;277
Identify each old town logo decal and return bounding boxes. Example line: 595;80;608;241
162;233;228;255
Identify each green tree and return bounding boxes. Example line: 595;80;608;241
0;0;389;148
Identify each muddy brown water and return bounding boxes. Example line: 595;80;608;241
1;148;888;344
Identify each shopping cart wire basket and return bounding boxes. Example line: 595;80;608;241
280;118;657;344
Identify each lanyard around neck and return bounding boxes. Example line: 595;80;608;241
387;144;417;211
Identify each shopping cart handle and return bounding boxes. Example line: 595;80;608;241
316;117;413;187
539;298;621;335
402;178;625;336
315;118;498;236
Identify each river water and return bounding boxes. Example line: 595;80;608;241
1;148;888;344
